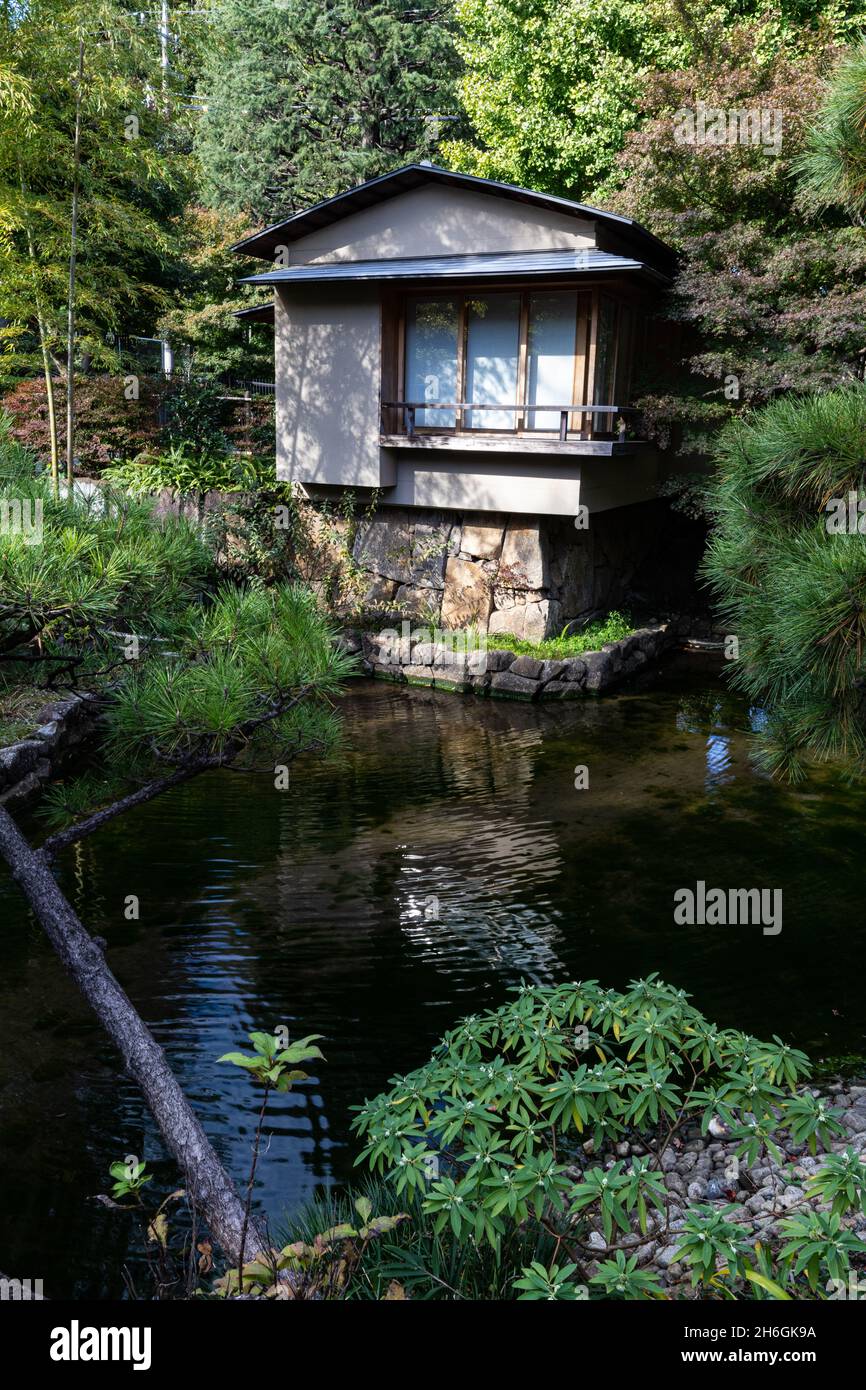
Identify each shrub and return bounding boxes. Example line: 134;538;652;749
0;435;211;685
161;377;227;458
103;447;276;497
1;375;165;471
278;1177;554;1300
352;976;859;1300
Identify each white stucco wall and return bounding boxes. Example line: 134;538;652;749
287;185;596;264
375;451;659;517
275;287;395;489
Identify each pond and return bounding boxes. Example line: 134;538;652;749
1;657;864;1297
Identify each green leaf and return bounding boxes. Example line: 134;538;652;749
744;1269;792;1300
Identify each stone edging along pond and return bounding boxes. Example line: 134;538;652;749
0;618;690;807
0;692;103;809
346;618;689;700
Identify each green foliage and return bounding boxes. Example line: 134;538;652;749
280;1176;553;1300
674;1205;754;1286
156;206;275;383
513;1260;585;1300
204;486;382;618
162;379;227;459
194;0;461;223
778;1209;864;1291
798;41;866;217
0;426;211;681
100;1160;191;1296
444;0;861;201
807;1148;866;1218
588;1250;665;1300
608;18;866;455
702;384;866;779
214;1190;410;1299
108;1157;152;1202
352;975;858;1300
36;580;355;838
570;1159;667;1241
444;0;689;198
103;582;354;771
485;611;634;660
216;1030;412;1300
104;448;276;498
218;1032;325;1093
0;0;196;386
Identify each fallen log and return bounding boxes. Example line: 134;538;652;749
0;803;267;1272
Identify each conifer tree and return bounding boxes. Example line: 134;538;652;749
703;386;866;780
798;41;866;219
194;0;461;222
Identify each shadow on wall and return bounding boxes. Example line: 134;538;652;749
276;286;384;490
548;500;708;629
291;184;594;263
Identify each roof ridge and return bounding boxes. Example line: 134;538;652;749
230;164;675;274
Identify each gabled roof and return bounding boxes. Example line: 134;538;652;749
231;163;675;276
241;248;667;288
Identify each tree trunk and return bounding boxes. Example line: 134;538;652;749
19;168;60;496
66;38;84;490
39;332;60;501
0;805;267;1271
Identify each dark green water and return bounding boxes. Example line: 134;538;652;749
1;659;864;1297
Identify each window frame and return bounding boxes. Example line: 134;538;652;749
394;286;633;440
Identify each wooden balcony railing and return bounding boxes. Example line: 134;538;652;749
381;401;640;443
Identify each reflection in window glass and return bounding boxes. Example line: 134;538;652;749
526;292;578;430
405;298;459;427
465;294;520;430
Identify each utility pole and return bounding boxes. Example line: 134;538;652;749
159;0;169;106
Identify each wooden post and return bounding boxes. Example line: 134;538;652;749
585;290;600;439
516;293;529;431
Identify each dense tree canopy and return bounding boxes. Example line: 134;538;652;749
194;0;462;223
441;0;865;201
604;21;866;456
156;206;274;381
0;0;195;386
442;0;689;197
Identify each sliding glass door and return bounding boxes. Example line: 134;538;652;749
404;297;459;427
525;291;578;431
464;294;521;430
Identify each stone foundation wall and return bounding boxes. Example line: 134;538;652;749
349;618;687;700
352;500;703;641
101;484;704;644
0;693;103;809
